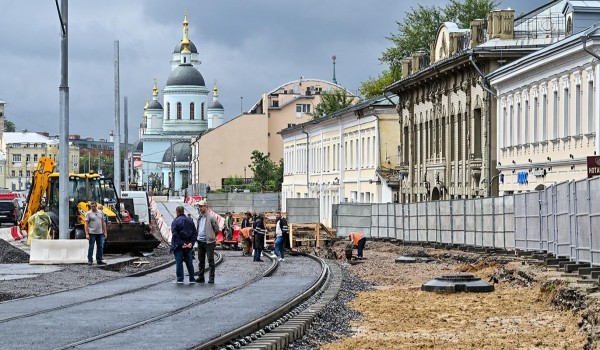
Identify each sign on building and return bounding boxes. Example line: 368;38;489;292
587;156;600;178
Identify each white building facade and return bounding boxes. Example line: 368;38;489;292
489;2;600;194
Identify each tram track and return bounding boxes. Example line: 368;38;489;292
0;251;223;324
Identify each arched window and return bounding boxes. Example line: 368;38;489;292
190;102;195;120
201;103;205;120
166;103;170;120
177;102;182;119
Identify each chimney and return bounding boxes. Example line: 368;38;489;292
412;51;427;72
401;57;412;79
487;9;514;40
470;19;485;47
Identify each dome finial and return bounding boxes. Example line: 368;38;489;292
181;10;191;54
213;79;218;96
152;79;159;97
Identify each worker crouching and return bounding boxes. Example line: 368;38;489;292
348;232;367;260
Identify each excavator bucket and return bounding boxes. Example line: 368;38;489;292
104;222;160;254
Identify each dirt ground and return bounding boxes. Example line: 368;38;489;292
322;241;598;350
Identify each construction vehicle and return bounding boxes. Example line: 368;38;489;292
20;157;160;253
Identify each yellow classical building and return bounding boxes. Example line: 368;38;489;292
280;95;399;226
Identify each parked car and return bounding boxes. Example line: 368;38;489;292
0;199;22;226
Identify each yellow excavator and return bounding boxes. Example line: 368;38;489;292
20;157;160;253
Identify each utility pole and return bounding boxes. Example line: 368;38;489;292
56;0;69;239
240;96;243;114
124;96;129;191
170;140;175;197
114;41;121;196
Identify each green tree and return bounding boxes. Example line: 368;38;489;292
359;69;399;99
311;89;356;119
4;119;15;132
360;0;498;97
248;150;282;192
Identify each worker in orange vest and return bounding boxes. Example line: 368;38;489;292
349;232;367;259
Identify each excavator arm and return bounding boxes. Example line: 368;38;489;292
20;157;56;231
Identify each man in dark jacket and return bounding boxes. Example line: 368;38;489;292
171;206;197;283
252;212;266;262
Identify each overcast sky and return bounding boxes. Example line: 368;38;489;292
0;0;548;142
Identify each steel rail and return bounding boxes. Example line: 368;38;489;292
193;253;329;350
51;253;279;350
0;252;223;324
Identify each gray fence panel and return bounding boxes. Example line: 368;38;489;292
387;203;396;239
332;204;339;229
525;191;542;251
482;198;495;248
555;181;572;257
228;193;253;213
408;203;418;242
570;181;578;260
394;204;404;240
540;188;552;254
206;193;228;213
253;193;281;213
426;202;437;242
439;201;453;244
452;199;466;245
417;202;428;242
334;203;371;238
513;193;527;250
575;179;592;263
589;177;600;266
286;198;320;225
503;195;515;250
464;199;476;246
372;204;388;239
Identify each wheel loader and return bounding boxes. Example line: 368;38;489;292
20;157;160;253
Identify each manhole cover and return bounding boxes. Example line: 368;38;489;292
421;274;494;293
395;255;435;263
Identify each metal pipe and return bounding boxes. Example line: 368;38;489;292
469;53;494;197
58;0;69;239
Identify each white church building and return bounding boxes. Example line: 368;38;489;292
135;13;224;193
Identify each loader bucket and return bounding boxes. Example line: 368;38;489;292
104;222;160;254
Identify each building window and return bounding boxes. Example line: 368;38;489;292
516;102;521;145
26;154;31;162
33;154;38;162
190;102;195;120
19;170;22;177
553;91;558;139
12;154;21;162
166;102;170;119
177;102;182;119
576;84;581;135
524;101;529;144
588;81;594;134
201;103;205;120
26;171;30;177
11;170;15;177
296;104;311;113
542;94;547;141
563;87;569;137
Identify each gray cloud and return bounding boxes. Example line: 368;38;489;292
0;0;547;140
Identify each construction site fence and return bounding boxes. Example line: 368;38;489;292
205;192;281;214
333;175;600;266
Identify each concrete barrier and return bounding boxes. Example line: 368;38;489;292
29;239;88;264
0;226;27;241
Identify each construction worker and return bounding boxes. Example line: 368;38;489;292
239;226;253;256
348;232;367;260
252;212;266;262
